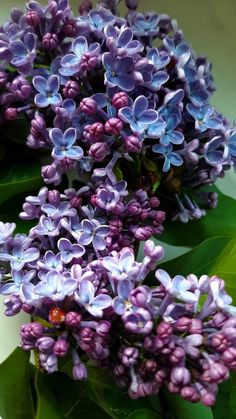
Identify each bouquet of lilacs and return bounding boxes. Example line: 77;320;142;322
0;0;236;418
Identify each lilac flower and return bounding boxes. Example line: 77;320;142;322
209;278;236;316
49;128;83;160
119;96;158;134
10;33;37;73
132;13;159;37
75;280;112;317
60;36;100;76
144;117;166;139
163;37;190;58
103;248;139;284
0;222;16;244
226;130;236;158
33;75;62;108
186;104;223;132
41;201;76;219
113;279;134;315
32;216;60;237
37;251;63;272
103;53;135;91
159;114;184;146
155;269;198;303
78;220;110;251
35;270;78;301
182;139;199;165
105;25;143;56
122;307;153;334
58;238;85;263
79;9;115;32
147;48;170;71
0;244;39;271
187;81;209;107
152;144;183;172
0;269;35;295
204;136;227;166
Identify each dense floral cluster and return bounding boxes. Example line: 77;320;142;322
0;0;236;218
0;0;236;409
1;210;236;406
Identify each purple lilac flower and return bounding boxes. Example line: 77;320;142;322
159;114;184;146
204;136;227;166
33;75;62;108
78;220;110;251
152;144;183;172
105;25;143;56
186;104;223;132
34;270;77;301
0;270;35;295
10;33;37;74
0;222;16;244
119;96;158;135
75;280;112;317
60;36;100;76
0;244;39;271
49;128;84;160
103;53;135;91
58;238;85;263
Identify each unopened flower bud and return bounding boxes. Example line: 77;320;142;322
63;80;80;98
112;92;129;109
124;135;142;152
80;98;97;115
89;142;109;161
42;33;59;50
4;108;18;121
105;118;123;135
54;339;69;357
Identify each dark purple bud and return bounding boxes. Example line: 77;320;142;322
62;20;77;37
70;196;82;208
109;219;123;234
125;0;138;10
22;303;34;313
47;189;60;205
105;118;123;135
124;135;142;153
212;312;228;328
63;80;80;99
122;347;139;367
201;392;216;407
189;319;202;334
154;369;166;385
39;352;57;373
168;382;180;394
171;367;191;386
156;321;173;340
21;322;44;339
4;108;18;121
78;0;93;14
130;286;150;307
80;98;97;115
11;77;32;99
202;362;229;383
210;333;228;352
134;226;153;240
65;311;82;328
170;347;185;364
112;92;129;109
96;320;111;336
41;164;58;183
114;364;125;377
54;339;69;357
79;327;94;344
143;359;157;373
36;336;55;353
4;295;22;316
89;142;109;161
222;347;236;367
181;386;200;402
127;201;142;216
26;10;41;27
0;71;7;87
84;122;105;142
32;115;46;131
175;316;192;332
42;33;59;50
73;363;88;380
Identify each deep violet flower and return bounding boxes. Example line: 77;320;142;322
33;75;62;108
49;127;84;160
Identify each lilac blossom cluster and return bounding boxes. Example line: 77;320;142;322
0;0;236;409
0;0;236;219
0;211;236;406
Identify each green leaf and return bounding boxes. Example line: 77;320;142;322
159;188;236;247
34;371;64;419
162;392;213;419
0;118;30;144
159;236;231;278
125;409;161;419
0;347;34;419
0;159;43;205
229;372;236;419
212;380;231;419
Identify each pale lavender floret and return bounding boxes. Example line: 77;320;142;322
144;117;166;139
209;277;236;316
155;269;198;303
119;95;158;134
103;248;139;284
60;36;100;76
226;130;236;158
79;9;115;32
159;113;184;146
113;279;134;315
122;307;153;334
152;144;183;172
41;200;77;219
78;219;110;251
0;222;16;244
34;270;78;301
10;33;37;74
0;244;39;271
204;136;227;166
163;36;190;58
132;13;159;37
57;238;85;263
32;215;60;236
49;127;84;160
37;250;63;272
74;280;112;317
186;104;223;132
33;75;62;108
103;52;136;92
105;25;143;56
0;269;35;295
